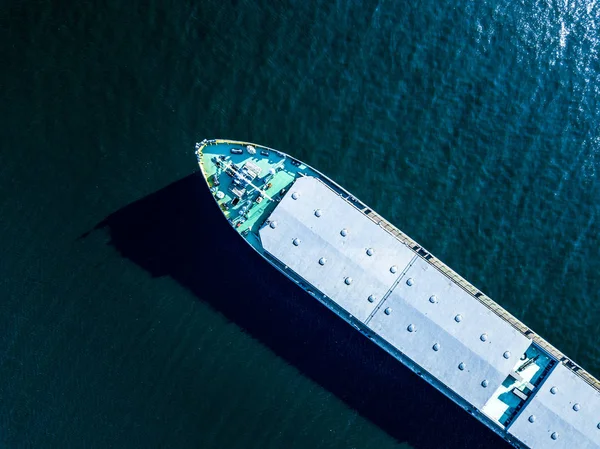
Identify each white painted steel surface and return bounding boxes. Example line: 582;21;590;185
508;363;600;449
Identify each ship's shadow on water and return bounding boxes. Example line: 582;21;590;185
94;173;511;449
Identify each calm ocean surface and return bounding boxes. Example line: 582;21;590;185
2;0;600;448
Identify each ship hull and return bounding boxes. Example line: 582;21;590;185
196;139;600;449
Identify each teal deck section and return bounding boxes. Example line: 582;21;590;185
482;345;554;427
196;140;314;247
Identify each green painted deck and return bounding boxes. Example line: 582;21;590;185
196;139;317;250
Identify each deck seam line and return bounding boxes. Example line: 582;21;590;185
364;254;419;325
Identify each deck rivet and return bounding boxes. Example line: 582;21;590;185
293;238;301;246
480;333;488;342
550;386;558;395
528;415;536;423
344;277;353;285
340;228;348;237
366;248;374;256
407;324;416;332
269;221;278;229
455;314;463;323
481;380;489;388
573;403;581;412
432;343;440;351
368;294;376;303
318;257;327;266
597;422;600;430
406;278;414;286
458;362;465;371
292;192;299;200
315;209;322;217
390;265;398;274
384;307;392;315
551;432;559;440
503;351;511;359
429;295;437;304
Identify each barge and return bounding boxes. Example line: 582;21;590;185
195;139;600;449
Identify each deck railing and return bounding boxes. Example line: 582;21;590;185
362;209;600;393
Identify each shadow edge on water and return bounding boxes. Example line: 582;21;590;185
91;172;512;449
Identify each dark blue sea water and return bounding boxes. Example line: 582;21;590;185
2;0;599;448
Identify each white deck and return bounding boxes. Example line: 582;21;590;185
259;176;533;411
367;256;532;410
259;175;416;322
258;175;600;449
508;363;600;448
